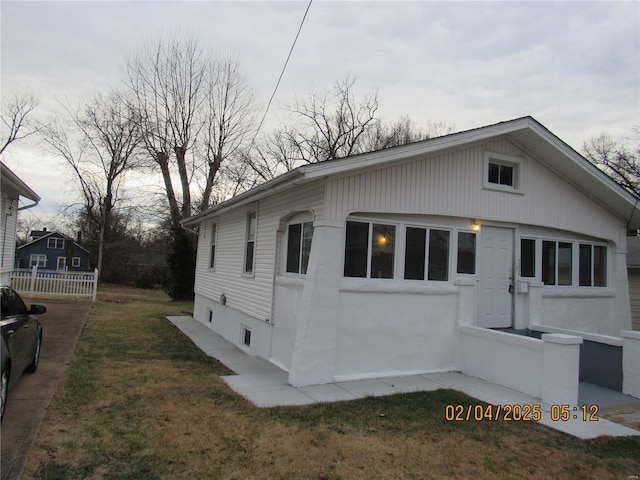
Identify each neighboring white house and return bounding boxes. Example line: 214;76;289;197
0;162;40;285
183;117;640;404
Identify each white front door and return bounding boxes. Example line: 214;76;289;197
478;226;514;328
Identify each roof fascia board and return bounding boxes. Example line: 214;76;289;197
517;120;640;224
18;232;56;249
527;120;636;200
1;162;40;203
182;168;304;226
300;117;533;180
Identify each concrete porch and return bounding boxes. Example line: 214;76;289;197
167;315;640;440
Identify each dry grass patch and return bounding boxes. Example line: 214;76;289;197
22;286;640;480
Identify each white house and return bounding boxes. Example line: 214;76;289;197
0;162;40;285
183;117;640;404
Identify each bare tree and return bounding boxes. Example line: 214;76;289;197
362;116;454;152
0;92;39;156
41;91;142;279
283;76;379;163
241;77;379;181
197;56;256;213
126;33;208;226
244;77;454;181
583;130;640;198
126;33;256;298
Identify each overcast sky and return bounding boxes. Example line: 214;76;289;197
1;0;639;225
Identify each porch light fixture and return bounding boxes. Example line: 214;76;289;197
470;222;481;232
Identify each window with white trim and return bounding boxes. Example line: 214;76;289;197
456;232;477;275
209;223;217;269
404;227;450;281
483;152;523;193
30;254;47;268
72;257;81;268
48;237;64;249
286;221;314;274
57;257;66;270
579;244;607;287
520;238;536;278
344;221;396;279
244;211;257;273
542;241;572;286
523;236;607;287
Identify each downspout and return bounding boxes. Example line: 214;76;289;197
1;198;15;269
2;197;40;269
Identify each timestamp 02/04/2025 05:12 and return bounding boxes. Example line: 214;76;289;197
444;404;600;422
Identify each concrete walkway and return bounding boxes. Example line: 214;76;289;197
167;316;640;440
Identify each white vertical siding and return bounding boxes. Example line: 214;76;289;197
628;269;640;331
325;138;624;245
194;181;325;322
1;192;18;277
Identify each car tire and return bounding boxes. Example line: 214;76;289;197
25;333;42;373
1;368;8;421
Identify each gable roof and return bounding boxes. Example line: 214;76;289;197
18;230;90;254
183;116;640;229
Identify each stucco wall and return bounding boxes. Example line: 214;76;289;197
271;276;305;371
334;285;458;380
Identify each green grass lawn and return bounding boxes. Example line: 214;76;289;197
24;286;640;479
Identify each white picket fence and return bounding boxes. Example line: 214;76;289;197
10;267;99;302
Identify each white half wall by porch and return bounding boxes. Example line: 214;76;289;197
457;325;583;406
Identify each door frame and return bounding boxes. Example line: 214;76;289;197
477;225;515;328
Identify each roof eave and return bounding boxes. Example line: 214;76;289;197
1;162;41;205
181;167;306;227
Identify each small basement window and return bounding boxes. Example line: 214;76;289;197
242;327;251;347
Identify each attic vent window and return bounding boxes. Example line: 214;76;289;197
483;152;524;194
488;162;514;187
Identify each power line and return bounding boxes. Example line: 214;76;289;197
250;0;313;149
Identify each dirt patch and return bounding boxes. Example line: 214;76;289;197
599;402;640;431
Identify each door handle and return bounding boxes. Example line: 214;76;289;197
508;284;514;294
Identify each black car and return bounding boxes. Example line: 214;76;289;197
1;285;46;420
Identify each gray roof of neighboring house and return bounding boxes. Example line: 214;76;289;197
18;230;90;254
627;236;640;268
